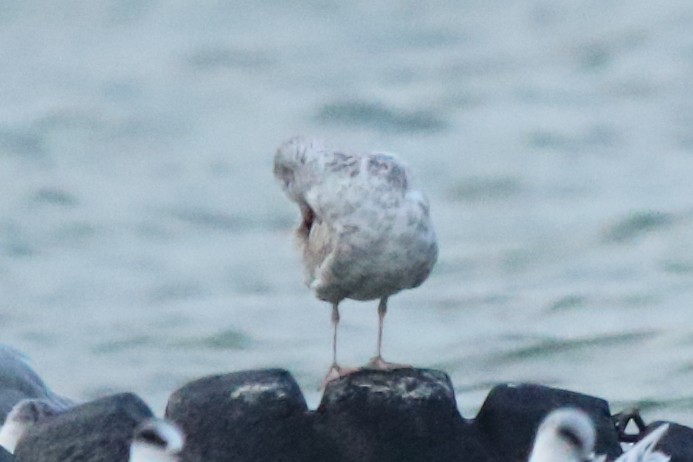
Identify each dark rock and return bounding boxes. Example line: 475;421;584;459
14;392;153;462
646;421;693;462
9;365;685;462
475;383;622;462
165;368;318;462
314;368;490;462
0;447;12;462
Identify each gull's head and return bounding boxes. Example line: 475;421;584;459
528;408;596;462
129;418;184;462
0;398;63;453
274;136;326;245
273;136;325;202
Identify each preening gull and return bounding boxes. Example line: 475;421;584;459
274;136;438;382
129;418;184;462
0;398;64;453
529;408;670;462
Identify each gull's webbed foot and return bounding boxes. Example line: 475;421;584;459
322;363;359;388
364;355;411;371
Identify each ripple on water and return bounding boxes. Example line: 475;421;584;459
602;211;674;243
147;282;206;304
490;330;659;365
0;129;45;158
0;223;33;257
548;294;588;312
30;187;78;207
92;336;155;354
447;176;524;203
185;46;275;71
165;206;292;233
167;208;244;232
173;329;254;351
315;100;448;134
662;260;693;275
610;396;693;414
527;126;618;152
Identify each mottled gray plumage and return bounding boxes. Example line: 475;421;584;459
274;136;438;379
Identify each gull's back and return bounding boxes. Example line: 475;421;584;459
275;137;410;222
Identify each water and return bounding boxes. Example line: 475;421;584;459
1;0;693;425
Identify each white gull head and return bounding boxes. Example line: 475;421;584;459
528;408;596;462
129;418;184;462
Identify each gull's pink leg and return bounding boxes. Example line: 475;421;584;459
323;302;357;386
366;297;410;370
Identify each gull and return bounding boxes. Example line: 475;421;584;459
0;398;64;453
529;408;670;462
129;418;184;462
274;136;438;382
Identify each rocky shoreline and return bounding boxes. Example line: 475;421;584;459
6;367;693;462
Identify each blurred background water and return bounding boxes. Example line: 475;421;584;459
1;0;693;424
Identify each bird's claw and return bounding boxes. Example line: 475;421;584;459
321;363;359;388
364;355;411;371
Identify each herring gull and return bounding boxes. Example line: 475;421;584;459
273;136;438;383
